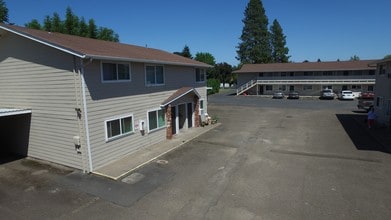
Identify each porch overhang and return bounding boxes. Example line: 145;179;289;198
160;87;201;108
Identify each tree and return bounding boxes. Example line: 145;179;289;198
25;19;42;29
87;19;98;39
174;45;193;59
0;0;9;23
97;27;119;42
51;12;63;33
384;54;391;59
194;52;216;66
24;7;119;42
78;17;88;37
270;19;289;63
214;62;233;88
350;55;360;61
195;52;215;79
237;0;271;64
43;15;52;31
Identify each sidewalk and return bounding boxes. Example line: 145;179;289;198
93;123;221;180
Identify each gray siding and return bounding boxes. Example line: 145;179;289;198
83;61;207;170
0;32;82;169
375;62;391;126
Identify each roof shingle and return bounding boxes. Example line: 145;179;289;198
0;24;211;68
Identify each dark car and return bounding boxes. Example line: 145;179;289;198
357;92;374;112
272;91;284;99
288;91;299;99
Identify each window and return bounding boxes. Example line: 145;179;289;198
265;85;273;91
303;85;312;90
376;96;383;108
146;65;164;86
379;65;386;75
367;85;374;91
351;85;361;90
148;109;165;131
196;68;205;82
199;99;205;116
102;63;130;82
105;115;134;141
278;85;286;91
369;70;375;75
387;100;391;115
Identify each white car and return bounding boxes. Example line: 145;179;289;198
338;90;354;100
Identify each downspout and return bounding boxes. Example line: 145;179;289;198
80;59;93;172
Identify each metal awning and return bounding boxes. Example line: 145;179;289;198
0;108;32;117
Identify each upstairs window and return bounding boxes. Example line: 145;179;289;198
102;63;130;82
146;65;164;86
196;68;205;82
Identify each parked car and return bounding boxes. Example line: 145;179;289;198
338;90;354;100
320;89;335;99
272;91;284;99
357;92;374;112
288;91;299;99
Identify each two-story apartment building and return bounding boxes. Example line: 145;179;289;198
234;60;377;96
0;24;211;172
373;58;391;127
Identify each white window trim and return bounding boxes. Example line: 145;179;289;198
145;64;165;86
104;113;135;142
196;68;206;83
199;99;205;116
100;61;131;83
147;108;166;133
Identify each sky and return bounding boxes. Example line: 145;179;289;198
5;0;391;66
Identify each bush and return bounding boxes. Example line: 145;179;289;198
207;78;220;95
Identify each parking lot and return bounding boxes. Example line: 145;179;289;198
1;92;390;219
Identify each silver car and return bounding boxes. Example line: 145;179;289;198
272;91;284;99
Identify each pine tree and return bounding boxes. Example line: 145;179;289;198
0;0;9;23
270;19;290;63
174;45;193;59
237;0;271;64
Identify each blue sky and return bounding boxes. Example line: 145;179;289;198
5;0;391;66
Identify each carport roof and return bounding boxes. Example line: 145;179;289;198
0;108;32;117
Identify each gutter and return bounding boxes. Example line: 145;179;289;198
80;59;93;172
85;54;213;68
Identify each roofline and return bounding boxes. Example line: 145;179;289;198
371;58;391;65
233;61;377;74
0;25;86;58
86;55;212;68
160;88;201;108
0;24;212;68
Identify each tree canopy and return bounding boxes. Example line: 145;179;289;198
194;52;216;66
0;0;9;23
237;0;272;64
270;19;290;63
25;7;119;42
349;55;360;61
174;45;193;58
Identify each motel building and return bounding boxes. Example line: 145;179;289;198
234;60;377;97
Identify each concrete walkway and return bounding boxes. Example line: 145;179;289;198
93;123;221;180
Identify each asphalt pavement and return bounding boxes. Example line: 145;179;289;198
1;91;390;219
